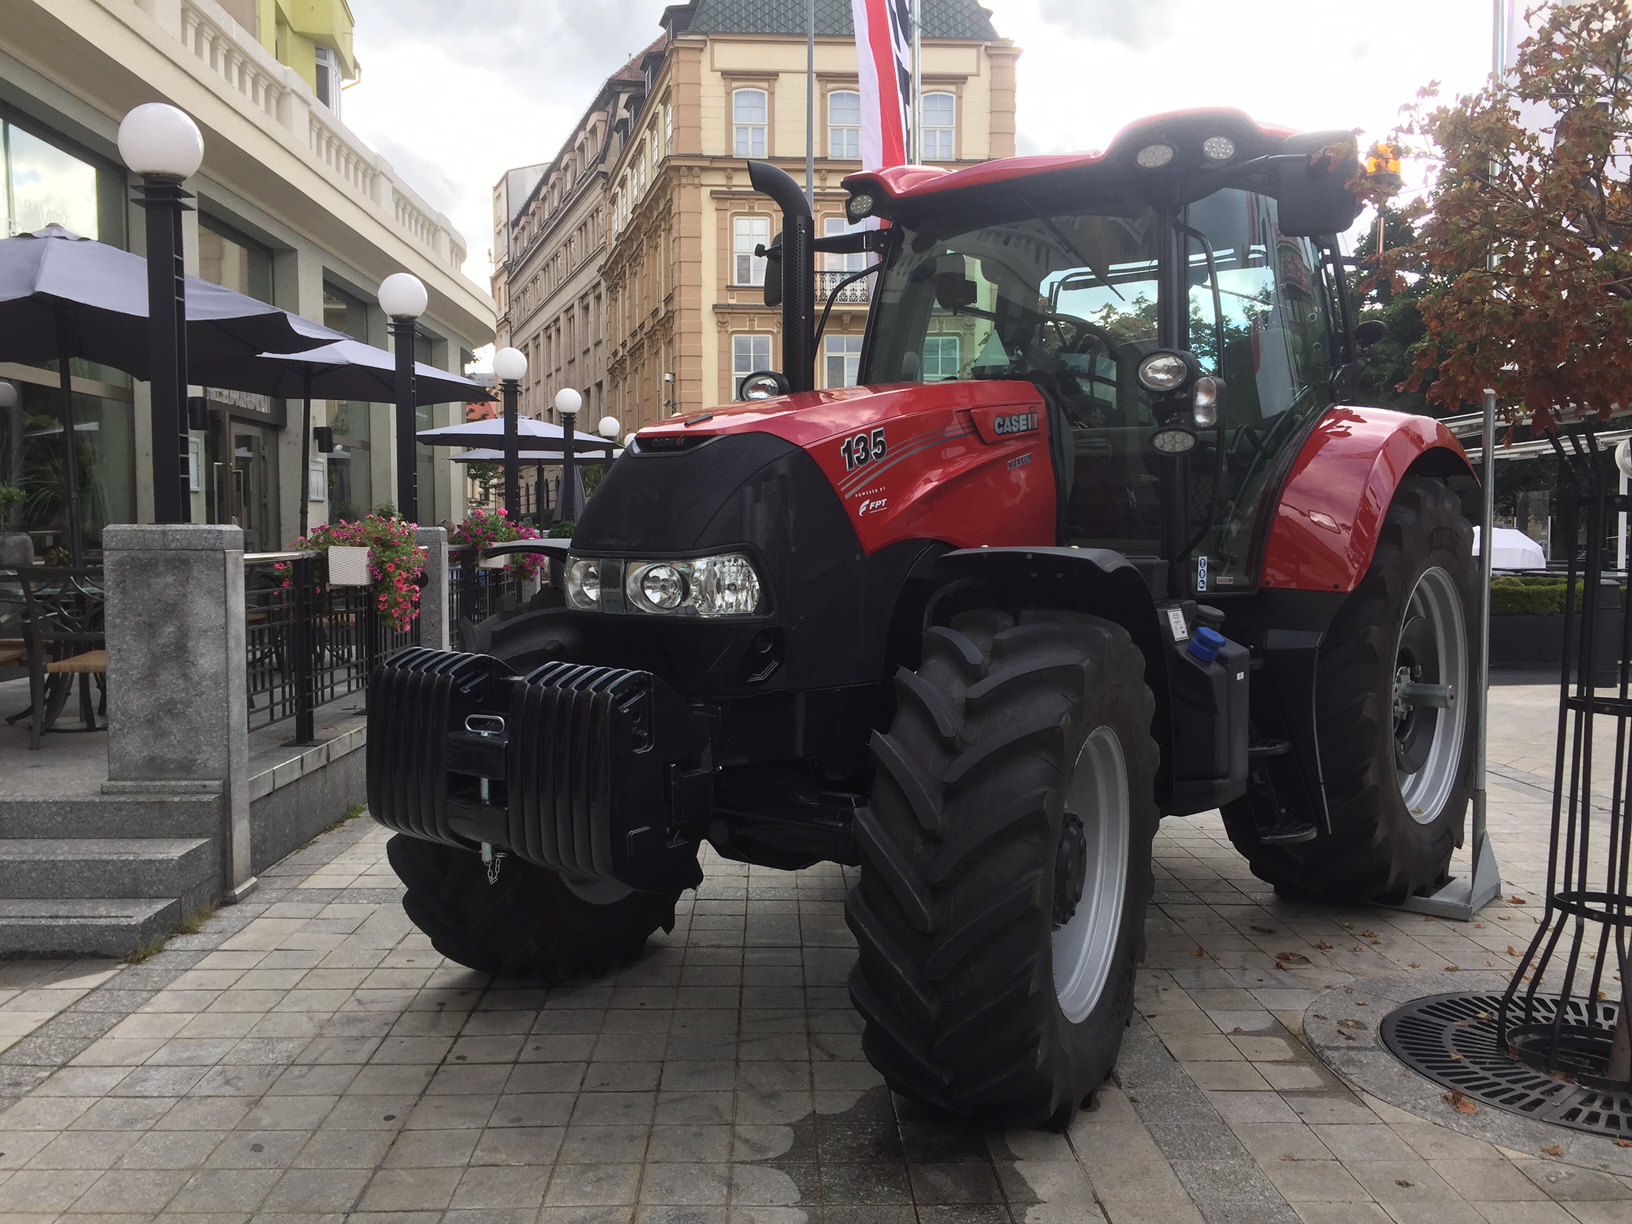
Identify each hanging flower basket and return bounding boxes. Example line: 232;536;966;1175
450;507;547;581
287;513;426;632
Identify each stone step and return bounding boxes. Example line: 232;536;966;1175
0;838;216;901
0;794;222;840
0;897;178;958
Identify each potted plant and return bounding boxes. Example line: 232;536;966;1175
289;513;426;632
0;485;30;568
450;507;547;582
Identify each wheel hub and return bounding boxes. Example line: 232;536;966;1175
1053;813;1089;928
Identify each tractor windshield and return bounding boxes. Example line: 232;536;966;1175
864;188;1336;592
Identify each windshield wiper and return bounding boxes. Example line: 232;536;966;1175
1023;199;1124;302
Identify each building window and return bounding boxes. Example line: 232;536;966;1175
733;215;770;286
315;45;343;115
2;118;117;242
733;88;767;158
198;216;274;303
828;90;860;160
923;92;955;161
732;334;773;396
923;335;960;380
825;335;863;388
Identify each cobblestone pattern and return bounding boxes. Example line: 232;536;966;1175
0;682;1627;1224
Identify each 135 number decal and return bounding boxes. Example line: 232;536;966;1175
841;428;887;471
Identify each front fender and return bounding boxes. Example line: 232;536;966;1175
1260;406;1474;593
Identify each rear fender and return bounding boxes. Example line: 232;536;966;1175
1260;407;1475;594
908;546;1174;803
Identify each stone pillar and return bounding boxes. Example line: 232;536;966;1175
103;525;255;899
416;526;450;651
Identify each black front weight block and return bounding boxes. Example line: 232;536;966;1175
368;650;709;893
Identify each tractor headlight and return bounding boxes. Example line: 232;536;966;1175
564;557;602;609
846;191;876;221
1151;426;1198;455
1202;135;1236;162
1137;352;1190;392
626;553;764;617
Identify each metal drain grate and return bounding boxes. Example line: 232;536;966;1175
1381;993;1632;1139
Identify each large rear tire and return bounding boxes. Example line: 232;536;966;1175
847;609;1159;1128
1224;475;1475;901
387;834;680;980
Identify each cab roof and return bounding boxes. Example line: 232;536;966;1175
842;108;1326;225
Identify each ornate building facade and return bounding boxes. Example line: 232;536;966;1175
600;0;1018;429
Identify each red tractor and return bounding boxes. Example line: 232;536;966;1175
368;109;1476;1129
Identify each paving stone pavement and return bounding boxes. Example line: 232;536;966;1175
0;678;1629;1224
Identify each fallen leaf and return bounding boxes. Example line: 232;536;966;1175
1445;965;1461;972
1362;930;1377;939
1449;1053;1464;1062
1498;914;1511;921
1317;939;1334;951
1510;896;1526;905
1396;1179;1414;1187
1192;947;1206;958
1475;1011;1494;1022
1446;1089;1478;1115
1281;1153;1298;1161
1616;1139;1632;1148
1276;951;1311;966
1409;962;1422;969
1339;1030;1355;1040
1474;922;1485;929
1339;1018;1366;1029
1354;944;1366;953
1508;947;1521;956
1543;1144;1563;1157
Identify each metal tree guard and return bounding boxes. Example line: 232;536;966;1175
1499;421;1632;1092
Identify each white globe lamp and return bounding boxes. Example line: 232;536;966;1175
598;415;620;439
378;272;428;320
0;381;16;411
117;103;204;179
492;346;528;383
554;388;583;417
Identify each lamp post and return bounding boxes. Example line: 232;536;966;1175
554;387;583;523
0;381;19;490
492;346;528;519
118;102;203;529
379;272;427;521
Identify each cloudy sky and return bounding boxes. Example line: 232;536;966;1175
341;0;1501;295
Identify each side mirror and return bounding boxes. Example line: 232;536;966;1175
1353;318;1388;352
934;272;978;311
1277;131;1363;239
760;232;784;308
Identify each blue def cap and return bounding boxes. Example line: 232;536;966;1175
1188;626;1226;663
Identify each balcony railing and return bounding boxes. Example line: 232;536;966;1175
817;269;872;306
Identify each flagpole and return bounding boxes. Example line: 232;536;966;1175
910;0;922;163
806;0;815;208
1493;0;1504;76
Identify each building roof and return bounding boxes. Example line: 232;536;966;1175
672;0;999;40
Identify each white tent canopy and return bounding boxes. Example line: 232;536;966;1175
416;417;612;447
1473;526;1547;571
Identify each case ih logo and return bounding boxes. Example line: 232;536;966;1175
970;405;1045;445
994;412;1038;436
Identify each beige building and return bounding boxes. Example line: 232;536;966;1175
489;46;658;513
599;0;1018;428
1;0;493;548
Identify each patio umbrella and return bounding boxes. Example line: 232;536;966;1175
189;338;492;536
415;417;612;448
0;225;338;562
444;446;623;462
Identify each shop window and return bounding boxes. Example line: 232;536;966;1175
923;335;960;380
733;215;770;286
828;91;860;160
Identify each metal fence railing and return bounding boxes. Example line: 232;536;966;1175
244;552;420;742
448;547;522;648
816;269;871;306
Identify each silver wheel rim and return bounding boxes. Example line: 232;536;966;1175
561;872;633;905
1393;565;1468;824
1052;725;1130;1024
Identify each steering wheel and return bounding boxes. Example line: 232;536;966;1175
1038;312;1119;361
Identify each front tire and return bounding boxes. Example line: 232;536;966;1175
387;834;680;980
847;609;1159;1128
1225;475;1475;901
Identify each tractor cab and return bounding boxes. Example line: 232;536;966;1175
779;109;1366;598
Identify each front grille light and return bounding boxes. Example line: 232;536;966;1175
565;553;765;617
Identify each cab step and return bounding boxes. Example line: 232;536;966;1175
1257;819;1318;845
1248;738;1291;759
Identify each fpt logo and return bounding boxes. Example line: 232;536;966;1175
993;412;1039;436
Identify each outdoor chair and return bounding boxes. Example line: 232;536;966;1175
1;566;106;750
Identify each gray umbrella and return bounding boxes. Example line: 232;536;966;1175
0;225;338;561
189;338;493;535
